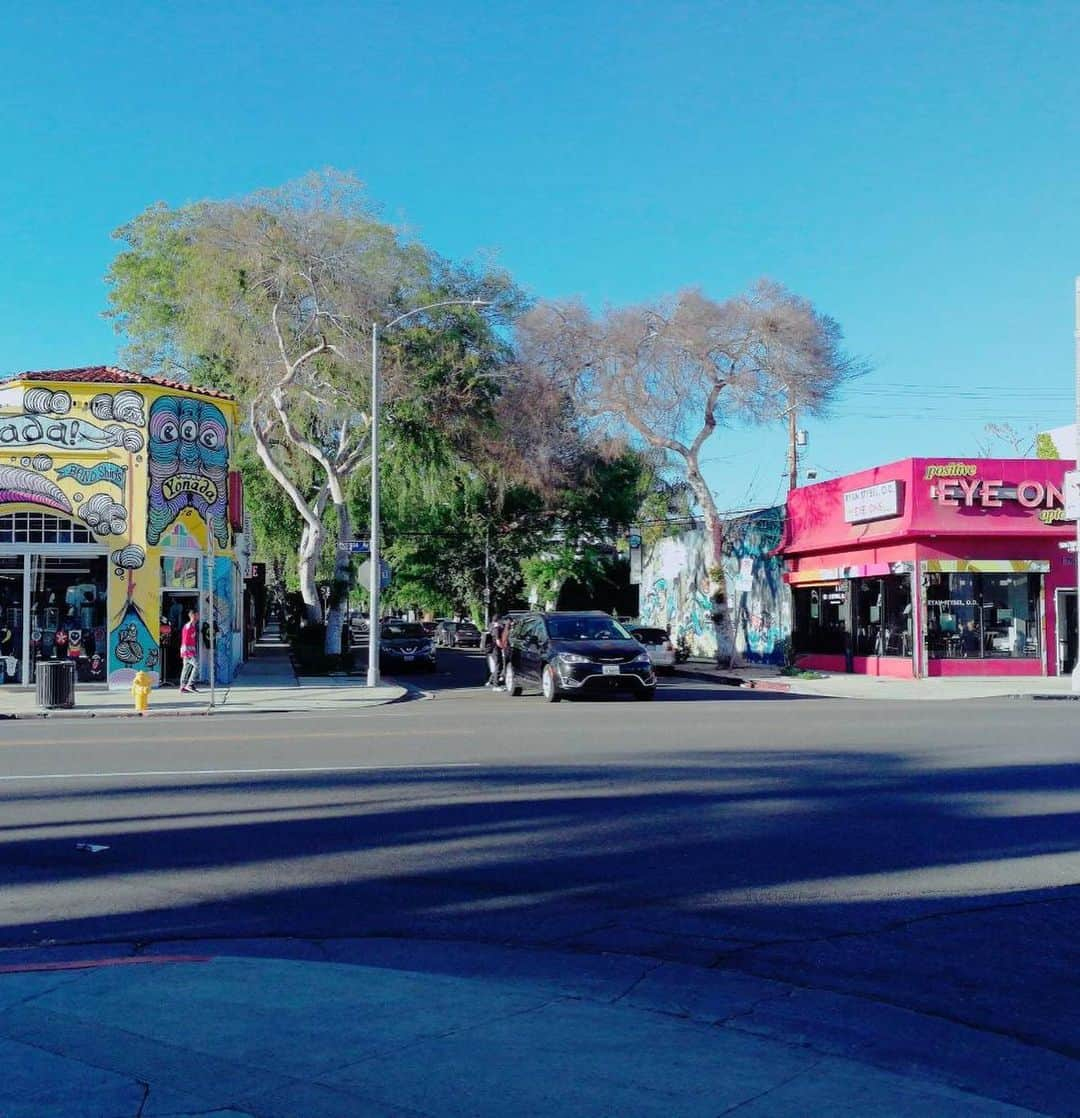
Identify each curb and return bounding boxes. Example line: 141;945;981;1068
0;692;411;720
674;666;793;693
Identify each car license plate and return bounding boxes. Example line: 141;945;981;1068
404;653;415;661
602;664;620;675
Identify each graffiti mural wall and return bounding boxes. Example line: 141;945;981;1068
720;507;789;665
639;530;717;659
0;370;241;689
638;507;790;664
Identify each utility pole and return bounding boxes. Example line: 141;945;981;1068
787;408;799;492
484;517;491;627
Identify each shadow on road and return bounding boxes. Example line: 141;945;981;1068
2;739;1078;1085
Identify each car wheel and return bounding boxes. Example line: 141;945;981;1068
634;687;656;701
541;664;562;703
504;663;522;697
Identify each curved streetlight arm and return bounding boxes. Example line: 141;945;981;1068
384;297;489;332
367;298;491;687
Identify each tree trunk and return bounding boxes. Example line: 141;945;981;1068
323;479;352;656
250;405;327;624
297;521;324;624
685;461;739;669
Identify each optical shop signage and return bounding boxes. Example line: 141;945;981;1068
925;462;1071;525
843;481;902;524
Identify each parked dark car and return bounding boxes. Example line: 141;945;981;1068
378;620;437;672
504;610;656;702
452;621;482;649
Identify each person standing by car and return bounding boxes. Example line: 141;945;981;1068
486;616;507;688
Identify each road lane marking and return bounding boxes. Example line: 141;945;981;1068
0;726;475;749
0;762;483;784
0;955;212;974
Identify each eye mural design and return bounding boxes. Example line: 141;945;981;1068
146;396;230;547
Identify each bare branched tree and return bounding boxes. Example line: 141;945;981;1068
975;422;1036;458
517;281;866;662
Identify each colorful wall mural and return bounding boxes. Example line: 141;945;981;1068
720;507;789;665
147;395;231;548
0;371;240;689
639;530;717;659
638;506;790;664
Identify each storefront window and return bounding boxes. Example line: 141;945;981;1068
925;573;1040;659
29;556;109;682
0;557;23;685
162;556;200;589
792;584;848;654
853;575;912;657
0;512;94;545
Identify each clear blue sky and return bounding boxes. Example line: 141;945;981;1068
2;0;1078;512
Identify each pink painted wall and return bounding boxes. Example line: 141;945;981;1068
785;458;1078;677
785;457;1076;556
797;654;915;678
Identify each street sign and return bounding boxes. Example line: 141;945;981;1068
356;558;391;589
348;540;371;554
1064;470;1080;520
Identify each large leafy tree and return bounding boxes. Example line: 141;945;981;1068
107;171;517;649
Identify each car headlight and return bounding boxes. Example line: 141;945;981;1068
557;652;592;664
630;655;652;668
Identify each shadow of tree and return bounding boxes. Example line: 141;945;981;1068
2;746;1077;1069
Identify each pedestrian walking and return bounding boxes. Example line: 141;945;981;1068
179;608;200;693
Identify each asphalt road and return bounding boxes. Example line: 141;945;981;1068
2;648;1078;1079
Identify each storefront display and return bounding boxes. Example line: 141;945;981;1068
0;368;244;688
784;458;1077;678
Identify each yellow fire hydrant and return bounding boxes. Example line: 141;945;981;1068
131;670;152;714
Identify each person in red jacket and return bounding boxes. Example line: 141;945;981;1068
179;609;200;693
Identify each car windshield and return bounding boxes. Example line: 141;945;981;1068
381;622;426;639
457;623;479;633
546;616;631;641
632;629;669;643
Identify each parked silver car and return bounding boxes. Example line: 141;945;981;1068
628;626;677;673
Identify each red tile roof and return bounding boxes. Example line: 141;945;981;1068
13;365;234;400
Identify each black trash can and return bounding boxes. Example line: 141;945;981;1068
37;659;76;709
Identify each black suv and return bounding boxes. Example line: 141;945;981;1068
504;611;656;702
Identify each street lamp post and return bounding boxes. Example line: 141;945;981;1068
367;298;489;687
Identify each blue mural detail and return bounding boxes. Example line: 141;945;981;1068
213;556;234;685
109;599;157;684
720;507;787;665
57;462;127;490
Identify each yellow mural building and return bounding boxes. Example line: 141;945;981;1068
0;367;244;689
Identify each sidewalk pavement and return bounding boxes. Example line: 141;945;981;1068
0;938;1059;1117
0;631;407;720
677;660;1080;701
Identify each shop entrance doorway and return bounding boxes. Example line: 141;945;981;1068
160;590;199;685
1057;590;1077;676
